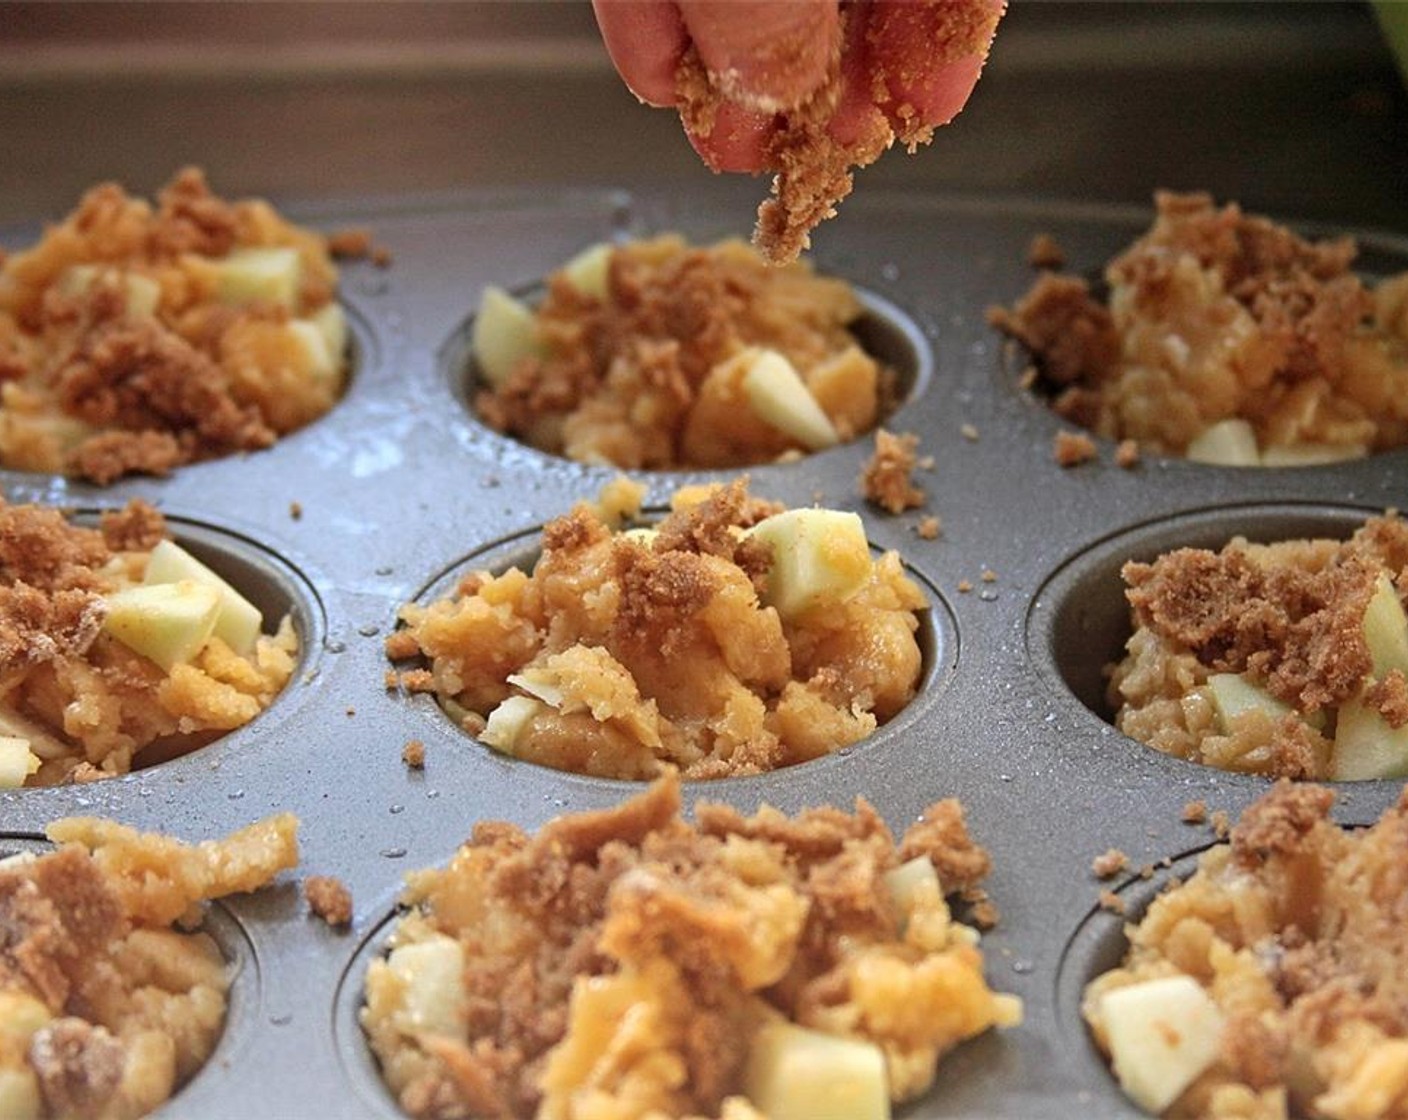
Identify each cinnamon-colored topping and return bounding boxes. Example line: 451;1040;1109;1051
1053;429;1098;467
861;428;925;513
390;479;927;780
1085;784;1408;1118
0;168;347;482
1;814;296;1120
1111;515;1408;779
475;236;890;469
305;875;353;928
0;495;297;786
995;192;1408;461
401;739;425;769
361;775;1019;1119
1092;848;1129;879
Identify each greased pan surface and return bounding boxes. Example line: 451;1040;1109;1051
3;184;1406;1120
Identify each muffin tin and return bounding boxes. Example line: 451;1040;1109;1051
3;181;1406;1119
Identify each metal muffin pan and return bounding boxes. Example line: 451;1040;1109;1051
3;183;1406;1119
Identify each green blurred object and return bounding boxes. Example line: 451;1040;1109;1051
1376;0;1408;81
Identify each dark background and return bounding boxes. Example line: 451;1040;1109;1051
0;1;1405;233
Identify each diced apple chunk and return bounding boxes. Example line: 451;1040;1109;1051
1101;975;1224;1114
311;301;348;363
386;936;467;1038
473;286;546;388
0;1069;42;1120
560;243;612;300
143;540;263;655
1332;695;1408;781
506;667;564;708
213;247;302;308
0;991;52;1044
480;695;547;754
1206;673;1296;729
738;348;840;451
0;735;40;788
1364;572;1408;679
59;265;161;318
1260;443;1367;467
745;508;872;621
1185;419;1259;467
103;580;221;671
744;1020;889;1120
883;856;941;931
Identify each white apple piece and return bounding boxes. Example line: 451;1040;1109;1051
103;580;222;672
473;286;546;388
0;735;40;788
385;936;467;1038
619;527;659;547
0;1070;42;1120
1185;419;1259;467
479;695;547;754
214;246;302;308
1205;673;1296;729
1100;974;1224;1114
738;348;840;451
883;856;941;933
143;539;263;655
560;243;612;300
1260;443;1367;467
744;508;873;621
59;265;162;318
744;1020;889;1120
506;667;564;709
311;301;348;361
0;707;71;761
1363;572;1408;678
1331;693;1408;781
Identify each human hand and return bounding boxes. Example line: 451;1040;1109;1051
592;0;1003;174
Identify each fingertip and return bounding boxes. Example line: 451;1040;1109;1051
867;0;1005;130
593;0;690;107
686;102;775;173
678;0;839;111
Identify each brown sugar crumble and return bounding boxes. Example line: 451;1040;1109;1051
1109;514;1408;780
388;478;928;781
401;739;425;769
1097;889;1126;915
474;236;894;470
1115;438;1140;469
1181;799;1208;824
994;191;1408;465
1053;429;1099;467
1086;782;1408;1118
960;423;980;441
360;774;1021;1119
862;428;926;513
1092;848;1129;879
0;814;297;1118
0;168;351;483
915;515;942;540
0;495;297;787
958;579;974;593
289;500;303;520
305;874;353;928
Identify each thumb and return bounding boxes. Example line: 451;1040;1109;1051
678;0;841;111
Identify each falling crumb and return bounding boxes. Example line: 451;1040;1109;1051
860;429;925;514
305;875;353;927
980;569;997;584
345;707;356;717
328;228;373;258
1054;429;1099;467
402;740;425;769
1139;864;1155;880
915;516;941;540
1211;810;1231;838
1092;848;1129;879
289;500;303;520
1028;232;1066;270
960;423;980;442
1098;889;1126;915
1115;439;1140;469
1181;800;1208;825
958;579;974;593
917;455;936;471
